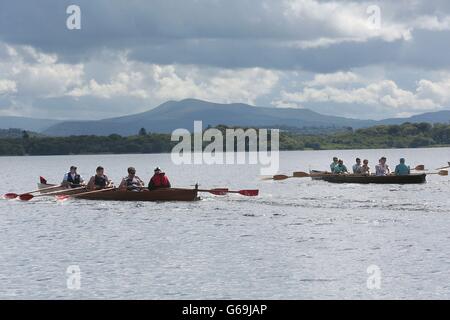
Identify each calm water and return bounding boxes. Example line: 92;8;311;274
1;148;450;299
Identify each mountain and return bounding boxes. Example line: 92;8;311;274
379;110;450;125
43;99;377;136
4;99;450;136
0;116;61;132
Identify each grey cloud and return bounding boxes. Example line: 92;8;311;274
0;0;448;72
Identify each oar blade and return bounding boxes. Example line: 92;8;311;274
273;175;290;181
209;188;229;195
4;193;18;199
18;194;34;201
238;189;259;196
56;195;70;201
439;170;449;176
414;165;425;171
292;171;310;178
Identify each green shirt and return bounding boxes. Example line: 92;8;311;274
333;164;348;174
395;163;410;176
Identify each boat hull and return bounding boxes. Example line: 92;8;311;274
75;188;199;202
310;171;426;184
38;183;199;201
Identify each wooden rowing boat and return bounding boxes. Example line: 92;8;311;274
309;171;427;184
75;188;199;201
38;183;199;201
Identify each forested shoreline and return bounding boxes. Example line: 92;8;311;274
1;122;450;156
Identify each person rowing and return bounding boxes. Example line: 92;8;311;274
352;158;362;174
330;157;339;172
148;167;171;190
375;157;390;176
360;159;371;175
333;159;348;174
119;167;144;192
395;158;410;176
87;166;113;190
62;165;84;188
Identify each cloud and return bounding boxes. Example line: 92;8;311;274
0;44;84;99
0;79;17;95
304;72;361;87
276;77;447;114
0;0;450;120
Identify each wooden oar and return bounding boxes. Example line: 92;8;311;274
428;170;449;176
19;186;87;201
4;184;64;200
436;162;450;170
413;165;425;171
263;172;311;181
197;188;259;196
56;187;116;200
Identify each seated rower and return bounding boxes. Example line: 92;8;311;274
375;157;390;176
148;167;171;190
352;158;362;174
395;158;410;176
119;167;144;191
333;159;348;174
87;166;113;190
62;165;84;188
361;159;371;175
330;157;339;172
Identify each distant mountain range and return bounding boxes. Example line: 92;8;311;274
0;116;60;133
1;99;450;136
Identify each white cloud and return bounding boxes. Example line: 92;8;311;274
304;71;360;87
0;44;84;99
413;15;450;31
276;76;449;113
283;0;412;46
0;79;17;95
151;65;279;105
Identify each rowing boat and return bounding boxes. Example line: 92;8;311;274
38;183;200;201
309;171;427;184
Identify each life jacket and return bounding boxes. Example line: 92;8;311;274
66;172;81;185
125;176;142;190
94;175;108;187
150;173;170;188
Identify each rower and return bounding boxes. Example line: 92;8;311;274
375;157;390;176
333;159;348;174
330;157;339;172
395;158;410;176
87;166;113;190
62;165;84;188
148;167;171;190
119;167;144;191
352;158;362;174
361;159;371;175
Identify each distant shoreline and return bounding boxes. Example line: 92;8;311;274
1;122;450;156
1;145;450;158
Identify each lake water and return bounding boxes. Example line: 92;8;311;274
0;148;450;299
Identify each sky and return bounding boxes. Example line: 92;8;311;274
0;0;450;120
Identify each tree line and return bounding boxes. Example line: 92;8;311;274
0;122;449;156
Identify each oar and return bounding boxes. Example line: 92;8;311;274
198;188;259;196
428;170;449;176
56;187;116;200
436;162;450;170
413;165;425;171
4;184;64;200
263;172;311;181
19;186;87;201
